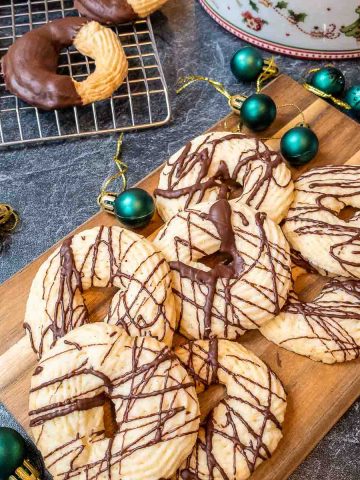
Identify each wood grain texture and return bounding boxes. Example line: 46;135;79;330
1;75;360;480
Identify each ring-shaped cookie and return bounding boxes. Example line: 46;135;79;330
175;339;287;480
152;198;292;340
283;165;360;278
154;132;294;224
261;278;360;364
29;323;200;480
75;0;169;24
24;226;176;358
2;18;128;110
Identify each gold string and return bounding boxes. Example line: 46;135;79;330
303;65;351;109
176;75;246;114
279;103;307;125
15;460;40;480
0;204;19;231
176;75;232;100
176;74;308;136
303;83;351;109
0;203;19;253
256;57;279;93
97;133;128;208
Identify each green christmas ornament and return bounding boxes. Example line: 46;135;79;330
230;47;264;82
344;85;360;115
0;427;25;480
98;135;155;229
309;67;345;96
280;125;319;166
113;188;155;228
0;427;39;480
240;93;277;131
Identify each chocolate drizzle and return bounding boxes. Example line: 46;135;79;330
266;278;360;363
25;226;175;357
176;340;286;480
2;18;87;110
170;199;245;338
74;0;138;25
163;198;289;339
155;133;291;221
283;165;360;278
30;328;200;479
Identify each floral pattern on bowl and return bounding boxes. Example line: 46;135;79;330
199;0;360;58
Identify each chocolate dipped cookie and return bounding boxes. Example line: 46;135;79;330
2;18;128;110
74;0;170;24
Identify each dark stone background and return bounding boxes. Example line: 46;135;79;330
1;1;359;478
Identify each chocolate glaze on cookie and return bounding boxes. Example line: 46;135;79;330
74;0;137;24
175;339;287;479
2;17;87;110
155;132;294;224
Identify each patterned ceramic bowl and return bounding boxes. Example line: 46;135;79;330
199;0;360;58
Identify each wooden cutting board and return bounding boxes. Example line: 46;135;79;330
1;75;360;480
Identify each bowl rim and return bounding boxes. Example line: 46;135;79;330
199;0;360;59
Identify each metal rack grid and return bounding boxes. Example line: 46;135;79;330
0;0;171;147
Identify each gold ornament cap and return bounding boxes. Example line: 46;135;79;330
10;459;40;480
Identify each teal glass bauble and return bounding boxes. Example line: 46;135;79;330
240;93;276;131
280;126;319;166
344;85;360;116
310;67;345;96
230;47;264;82
113;188;155;228
0;428;26;480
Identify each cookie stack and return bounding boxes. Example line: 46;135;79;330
25;132;360;479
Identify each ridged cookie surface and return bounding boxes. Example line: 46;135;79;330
175;339;287;480
261;279;360;363
128;0;169;17
73;21;128;104
29;323;200;480
153;198;291;340
155;132;294;223
24;226;176;357
283;165;360;278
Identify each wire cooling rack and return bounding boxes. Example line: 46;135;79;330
0;0;171;147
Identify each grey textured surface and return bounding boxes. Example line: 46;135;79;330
0;1;359;478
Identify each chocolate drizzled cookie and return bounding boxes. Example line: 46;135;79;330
283;165;360;278
175;339;287;480
261;278;360;363
25;226;176;357
155;132;294;224
153;198;292;340
29;323;200;480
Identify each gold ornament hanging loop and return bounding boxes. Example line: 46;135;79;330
176;75;246;115
176;72;308;137
0;203;19;252
97;133;128;212
256;57;279;93
303;65;351;110
303;82;351;109
0;203;19;229
10;459;41;480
